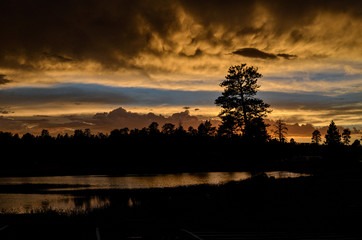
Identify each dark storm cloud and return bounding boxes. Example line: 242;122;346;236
181;0;362;44
232;48;278;59
0;0;360;69
43;52;74;63
0;0;181;69
0;75;12;85
277;53;297;60
232;48;297;60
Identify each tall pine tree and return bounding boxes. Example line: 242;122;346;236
215;64;270;139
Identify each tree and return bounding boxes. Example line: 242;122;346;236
352;139;360;147
188;126;198;136
197;120;216;136
22;133;35;143
39;129;52;143
84;129;92;138
73;129;84;138
162;123;175;135
119;128;129;135
244;117;270;142
148;122;160;136
325;120;341;145
216;114;238;137
273;119;288;143
174;124;187;136
342;128;351;145
215;64;271;137
311;129;322;144
110;129;121;139
41;129;50;138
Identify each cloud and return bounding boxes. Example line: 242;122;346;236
259;91;362;111
277;53;297;60
92;107;205;131
0;83;220;109
43;52;74;63
0;107;13;114
0;0;360;130
0;84;135;106
232;48;278;59
0;0;360;71
232;48;298;60
0;107;218;135
0;0;183;70
0;75;12;85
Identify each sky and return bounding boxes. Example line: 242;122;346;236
0;0;361;139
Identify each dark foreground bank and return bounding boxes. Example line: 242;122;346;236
1;137;361;177
1;168;362;239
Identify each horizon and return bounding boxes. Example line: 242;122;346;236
1;105;360;144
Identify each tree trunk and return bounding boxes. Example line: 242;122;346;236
239;89;249;133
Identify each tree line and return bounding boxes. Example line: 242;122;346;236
0;119;359;146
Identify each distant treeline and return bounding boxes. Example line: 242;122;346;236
0;121;361;176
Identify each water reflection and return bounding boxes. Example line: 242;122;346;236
0;172;255;190
0;171;309;213
0;194;110;214
265;171;310;179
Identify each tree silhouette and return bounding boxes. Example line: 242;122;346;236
174;124;187;136
22;132;35;142
342;128;351;145
274;119;288;143
311;129;322;144
244;117;270;142
216;114;238;137
197;120;216;136
215;64;270;138
148;122;160;136
41;129;50;138
120;128;129;135
352;139;360;146
325;120;341;145
74;129;85;138
187;126;198;136
84;129;92;138
162;123;175;135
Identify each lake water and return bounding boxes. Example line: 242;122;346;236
0;171;310;214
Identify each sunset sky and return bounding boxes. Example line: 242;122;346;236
0;0;361;138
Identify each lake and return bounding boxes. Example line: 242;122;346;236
0;171;310;214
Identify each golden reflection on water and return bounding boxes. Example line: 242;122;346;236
0;171;309;213
0;172;254;190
